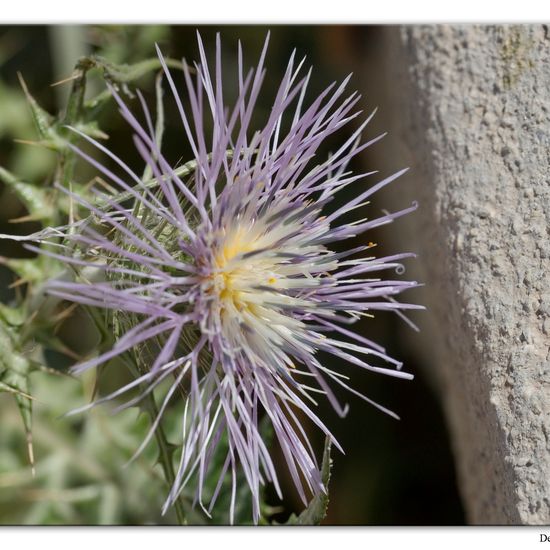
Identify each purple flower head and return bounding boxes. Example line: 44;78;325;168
33;33;422;523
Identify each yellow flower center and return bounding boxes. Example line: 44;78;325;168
213;225;276;314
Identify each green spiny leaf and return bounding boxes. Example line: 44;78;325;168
0;320;34;472
0;302;25;327
285;437;332;525
0;166;55;223
17;72;55;139
82;55;184;113
90;55;184;85
17;73;73;154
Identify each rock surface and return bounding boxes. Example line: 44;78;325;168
372;25;550;524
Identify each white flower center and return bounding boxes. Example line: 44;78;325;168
204;208;333;359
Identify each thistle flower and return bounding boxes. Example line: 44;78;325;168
29;33;421;523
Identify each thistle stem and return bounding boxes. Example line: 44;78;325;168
144;391;188;526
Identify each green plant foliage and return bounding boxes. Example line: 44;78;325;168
0;319;34;469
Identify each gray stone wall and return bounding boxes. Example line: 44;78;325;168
372;25;550;524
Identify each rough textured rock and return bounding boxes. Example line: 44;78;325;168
372;25;550;524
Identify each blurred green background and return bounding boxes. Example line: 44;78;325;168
0;25;465;525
